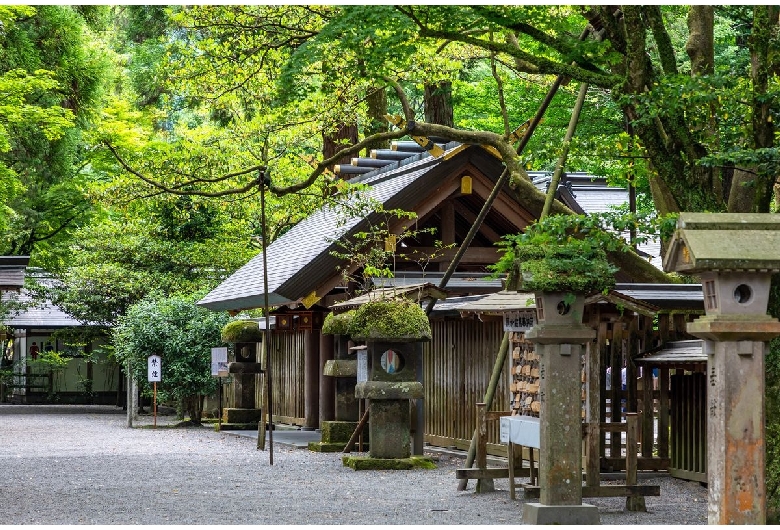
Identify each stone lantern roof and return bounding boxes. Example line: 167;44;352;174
663;213;780;274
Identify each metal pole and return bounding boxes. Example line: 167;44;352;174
260;171;273;465
218;379;223;431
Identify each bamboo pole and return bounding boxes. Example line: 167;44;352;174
540;81;590;219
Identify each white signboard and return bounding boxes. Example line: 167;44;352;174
211;347;229;377
147;355;162;383
357;350;368;383
503;310;536;332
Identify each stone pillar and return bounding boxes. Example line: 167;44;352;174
303;329;320;430
523;292;599;525
704;340;766;524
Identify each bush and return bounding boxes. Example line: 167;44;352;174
348;298;431;341
322;311;355;336
514;238;617;294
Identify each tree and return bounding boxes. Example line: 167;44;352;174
0;5;114;272
43;196;258;327
113;293;229;425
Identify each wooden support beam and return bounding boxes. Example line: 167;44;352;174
456;467;532;480
450;201;501;242
522;484;661;499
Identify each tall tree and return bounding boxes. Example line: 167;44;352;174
0;6;113;271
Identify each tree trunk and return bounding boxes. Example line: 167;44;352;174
322;122;358;169
363;85;389;156
424;81;454;127
686;6;714;76
186;395;204;425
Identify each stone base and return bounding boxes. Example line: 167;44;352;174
215;422;260;431
320;420;361;443
222;408;263;424
523;502;600;525
341;455;436;471
309;442;352;453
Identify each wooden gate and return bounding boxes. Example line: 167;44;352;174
669;372;707;482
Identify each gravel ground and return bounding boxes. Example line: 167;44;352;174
0;404;707;525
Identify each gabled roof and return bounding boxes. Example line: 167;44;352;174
198;143;520;313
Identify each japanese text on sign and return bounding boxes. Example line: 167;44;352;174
503;310;536;332
148;355;162;382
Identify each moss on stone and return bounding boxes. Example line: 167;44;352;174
221;320;264;343
322;311;355;336
341;455;437;470
348;299;431;341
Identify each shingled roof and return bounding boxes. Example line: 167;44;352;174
197;142;521;313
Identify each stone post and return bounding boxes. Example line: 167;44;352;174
523;292;599;525
663;213;780;525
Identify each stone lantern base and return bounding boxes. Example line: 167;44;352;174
221;407;263;429
342;454;435;471
308;420;366;453
523;503;599;525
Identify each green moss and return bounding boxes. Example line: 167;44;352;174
341;455;437;470
221;320;263;343
515;239;617;294
348;298;431;341
322;311;355;336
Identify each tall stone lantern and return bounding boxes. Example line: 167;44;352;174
663;213;780;525
513;239;615;525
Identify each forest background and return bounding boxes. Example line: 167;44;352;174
0;4;778;517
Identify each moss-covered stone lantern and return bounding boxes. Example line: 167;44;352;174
663;212;780;525
310;310;360;453
515;240;614;525
342;298;435;470
220;320;265;426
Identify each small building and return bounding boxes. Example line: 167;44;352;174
1;273;119;405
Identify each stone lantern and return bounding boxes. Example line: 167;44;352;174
663;212;780;525
523;291;598;525
221;320;265;426
341;298;435;470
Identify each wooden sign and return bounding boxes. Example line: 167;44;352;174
503;310;536;332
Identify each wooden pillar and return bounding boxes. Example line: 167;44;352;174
658;367;670;459
585;319;600;487
319;332;335;422
626;318;638;414
303;330;320;430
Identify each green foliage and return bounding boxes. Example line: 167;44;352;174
492;211;678;289
221;320;263;343
348;298;431;341
512;237;617;294
322;311;355;336
113;292;229;423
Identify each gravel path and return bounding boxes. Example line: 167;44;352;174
0;405;707;525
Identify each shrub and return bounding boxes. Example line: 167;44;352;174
322;311;355;336
348;298;431;341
